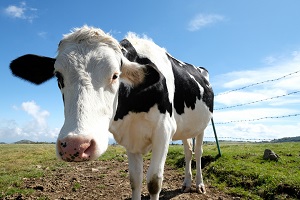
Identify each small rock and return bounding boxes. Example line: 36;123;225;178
92;168;99;172
263;149;279;161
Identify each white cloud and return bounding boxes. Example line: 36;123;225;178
188;14;225;31
37;31;47;39
215;89;287;106
3;2;37;23
263;56;277;65
5;5;24;18
21;101;49;129
0;101;114;143
214;108;296;124
0;101;59;143
213;51;300;91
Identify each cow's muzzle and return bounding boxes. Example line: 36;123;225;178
57;136;96;162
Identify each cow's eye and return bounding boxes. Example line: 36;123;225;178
112;73;119;80
55;72;64;89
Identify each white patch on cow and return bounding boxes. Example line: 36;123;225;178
198;67;210;81
189;72;205;95
110;104;177;154
172;99;211;140
166;52;186;66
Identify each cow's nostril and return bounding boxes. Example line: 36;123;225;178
82;139;96;159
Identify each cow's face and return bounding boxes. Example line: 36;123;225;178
10;26;146;162
55;39;123;161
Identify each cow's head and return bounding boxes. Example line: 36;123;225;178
10;26;147;161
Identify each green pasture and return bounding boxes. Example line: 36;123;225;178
0;142;299;199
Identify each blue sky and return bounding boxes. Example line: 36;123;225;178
1;1;300;143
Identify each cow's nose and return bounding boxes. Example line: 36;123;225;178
57;137;96;162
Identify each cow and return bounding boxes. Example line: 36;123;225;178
9;26;214;200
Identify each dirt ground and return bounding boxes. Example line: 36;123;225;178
5;160;236;200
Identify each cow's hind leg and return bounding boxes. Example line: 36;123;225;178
127;152;143;200
195;132;206;194
181;138;193;193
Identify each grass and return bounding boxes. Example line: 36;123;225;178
0;142;299;199
98;145;127;162
201;142;300;199
0;144;57;197
72;182;81;192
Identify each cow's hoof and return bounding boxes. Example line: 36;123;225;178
181;186;191;193
196;185;206;194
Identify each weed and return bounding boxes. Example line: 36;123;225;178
99;174;106;178
97;184;106;190
72;182;81;192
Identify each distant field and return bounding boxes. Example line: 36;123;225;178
0;142;299;199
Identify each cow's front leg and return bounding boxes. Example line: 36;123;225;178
147;137;169;200
195;133;206;194
181;138;193;193
127;152;143;200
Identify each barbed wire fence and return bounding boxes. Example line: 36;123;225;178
205;69;300;142
215;70;300;96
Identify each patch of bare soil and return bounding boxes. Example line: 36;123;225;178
5;160;235;200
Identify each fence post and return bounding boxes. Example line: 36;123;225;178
211;118;222;157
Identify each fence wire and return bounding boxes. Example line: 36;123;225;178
215;90;300;110
215;70;300;96
214;113;300;125
213;69;300;127
204;136;273;141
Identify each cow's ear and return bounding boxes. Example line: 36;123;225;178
10;54;56;85
120;58;147;86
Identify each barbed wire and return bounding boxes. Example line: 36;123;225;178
215;90;300;110
214;113;300;124
210;70;300;141
215;70;300;96
204;136;273;141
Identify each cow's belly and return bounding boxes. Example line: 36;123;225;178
172;100;212;141
109;105;176;154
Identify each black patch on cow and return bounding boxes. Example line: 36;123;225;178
120;39;137;62
10;54;56;85
53;71;65;105
147;174;162;195
120;39;152;65
167;54;214;114
113;40;172;120
55;72;65;89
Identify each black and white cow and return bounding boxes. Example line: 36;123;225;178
10;26;214;200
